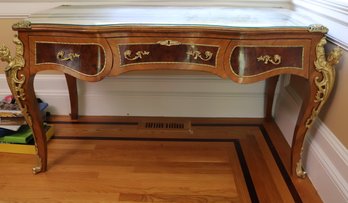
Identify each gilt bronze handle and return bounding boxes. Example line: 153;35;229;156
187;50;213;61
257;54;281;65
57;51;80;61
124;50;150;61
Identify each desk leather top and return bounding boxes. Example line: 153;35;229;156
28;5;315;28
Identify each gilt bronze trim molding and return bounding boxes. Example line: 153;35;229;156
12;20;32;30
308;24;329;33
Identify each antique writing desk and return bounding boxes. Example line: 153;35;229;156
0;5;341;177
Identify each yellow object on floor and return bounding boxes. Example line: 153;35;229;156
0;125;54;154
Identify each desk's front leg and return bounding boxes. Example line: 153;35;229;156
18;75;47;174
292;38;341;178
1;35;47;174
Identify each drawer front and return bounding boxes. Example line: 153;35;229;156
230;46;304;76
35;42;106;76
109;37;229;77
118;40;218;67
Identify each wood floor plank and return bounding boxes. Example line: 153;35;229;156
252;129;295;202
0;117;322;202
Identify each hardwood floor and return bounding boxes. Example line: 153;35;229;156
0;116;322;202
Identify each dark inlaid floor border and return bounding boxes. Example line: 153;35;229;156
193;123;302;203
50;121;301;203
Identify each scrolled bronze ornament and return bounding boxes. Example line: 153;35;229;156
305;37;342;129
296;37;342;178
0;35;32;127
0;35;45;173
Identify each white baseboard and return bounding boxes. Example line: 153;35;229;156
275;85;348;203
0;73;266;117
305;120;348;203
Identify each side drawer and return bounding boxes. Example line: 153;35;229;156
29;36;112;80
226;39;311;82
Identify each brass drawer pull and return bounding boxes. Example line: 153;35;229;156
57;51;80;61
187;50;213;61
124;50;150;61
257;54;281;65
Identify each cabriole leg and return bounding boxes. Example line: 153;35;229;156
291;79;315;178
1;35;47;174
21;76;47;174
291;37;341;178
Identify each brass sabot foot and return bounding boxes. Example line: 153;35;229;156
32;166;42;174
32;153;43;174
296;161;307;178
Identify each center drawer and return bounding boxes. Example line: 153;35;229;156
108;37;230;77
